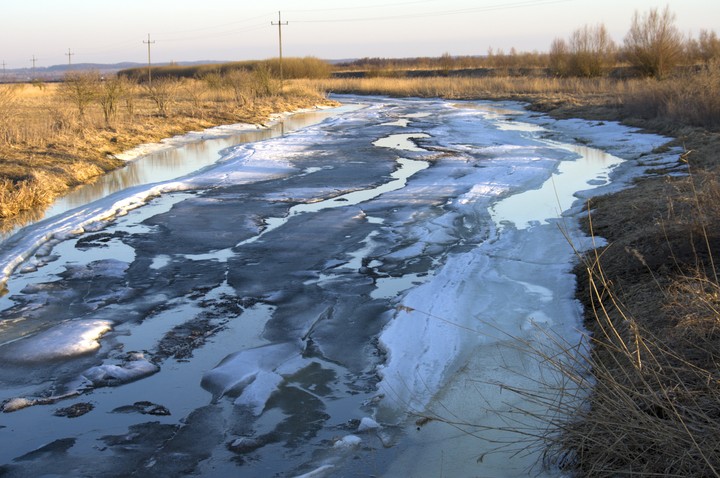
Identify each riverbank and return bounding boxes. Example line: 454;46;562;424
501;95;720;476
0;80;336;230
523;89;720;477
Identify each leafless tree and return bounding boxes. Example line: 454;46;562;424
145;78;178;117
60;71;101;120
623;6;684;78
698;29;720;64
98;76;126;126
222;69;253;106
568;24;616;77
548;38;570;76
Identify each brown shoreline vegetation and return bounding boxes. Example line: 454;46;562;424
1;8;719;473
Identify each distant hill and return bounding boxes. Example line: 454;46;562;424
1;60;229;82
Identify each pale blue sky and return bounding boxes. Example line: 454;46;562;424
1;1;717;68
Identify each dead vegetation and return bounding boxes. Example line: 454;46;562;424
540;158;720;476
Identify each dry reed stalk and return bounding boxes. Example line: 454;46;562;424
537;164;720;476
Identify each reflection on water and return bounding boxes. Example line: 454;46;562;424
491;140;624;229
0;106;357;244
45;107;354;218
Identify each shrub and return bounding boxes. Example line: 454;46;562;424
59;71;101;120
548;38;570;76
623;6;684;78
698;29;720;64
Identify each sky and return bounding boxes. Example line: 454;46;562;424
0;0;718;69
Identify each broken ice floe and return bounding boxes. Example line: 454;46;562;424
0;319;113;364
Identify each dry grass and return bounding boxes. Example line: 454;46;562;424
622;61;720;129
533;150;720;476
309;61;720;133
312;75;628;101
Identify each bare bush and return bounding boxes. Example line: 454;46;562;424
98;76;126;126
698;29;720;64
568;24;615;77
624;6;684;78
145;78;179;117
548;38;570;76
222;69;253;106
252;64;276;97
59;71;101;120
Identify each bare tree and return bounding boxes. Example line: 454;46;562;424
568;24;616;77
59;71;101;120
145;78;178;117
698;29;720;64
98;76;126;126
222;69;253;106
548;38;570;76
623;6;684;78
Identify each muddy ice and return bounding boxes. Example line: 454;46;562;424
0;97;680;477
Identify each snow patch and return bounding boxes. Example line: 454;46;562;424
0;319;113;363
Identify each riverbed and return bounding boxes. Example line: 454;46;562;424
0;96;680;477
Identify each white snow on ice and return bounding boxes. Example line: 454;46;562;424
0;319;113;363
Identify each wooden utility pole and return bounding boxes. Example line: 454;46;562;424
30;55;37;80
65;48;74;68
271;11;288;92
143;34;155;86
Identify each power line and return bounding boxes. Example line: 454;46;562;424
286;0;438;14
65;48;74;67
291;0;573;23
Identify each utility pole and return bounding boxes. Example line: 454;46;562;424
143;34;155;87
30;55;37;80
271;11;288;92
1;61;6;79
65;48;74;68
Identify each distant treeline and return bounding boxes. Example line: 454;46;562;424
119;57;333;82
114;7;720;83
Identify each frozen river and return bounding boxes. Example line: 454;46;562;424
0;96;679;477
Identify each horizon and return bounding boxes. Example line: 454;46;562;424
1;1;717;69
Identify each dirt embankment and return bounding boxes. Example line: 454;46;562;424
531;96;720;475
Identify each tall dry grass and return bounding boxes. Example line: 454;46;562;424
310;61;720;133
623;61;720;129
310;75;631;101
